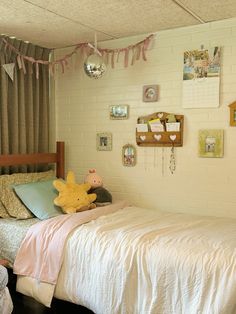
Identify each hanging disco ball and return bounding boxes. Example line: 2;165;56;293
84;53;106;79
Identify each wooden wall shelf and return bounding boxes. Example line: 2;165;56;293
136;112;184;147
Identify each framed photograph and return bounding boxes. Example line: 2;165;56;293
122;144;136;167
96;132;112;151
198;129;224;158
110;105;129;120
143;85;158;102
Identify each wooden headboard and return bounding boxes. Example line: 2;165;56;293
0;141;65;178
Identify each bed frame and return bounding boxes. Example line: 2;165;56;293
0;141;92;313
0;141;65;178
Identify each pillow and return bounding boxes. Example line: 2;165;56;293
0;200;10;218
13;179;63;220
0;170;55;219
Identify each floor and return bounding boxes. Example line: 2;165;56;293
7;269;94;314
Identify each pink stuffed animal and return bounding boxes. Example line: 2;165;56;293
85;169;112;205
85;169;103;188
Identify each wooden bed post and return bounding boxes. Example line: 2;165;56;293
56;141;65;179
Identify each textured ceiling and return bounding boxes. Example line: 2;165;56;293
0;0;236;48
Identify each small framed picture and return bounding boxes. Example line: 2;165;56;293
198;129;224;158
96;132;112;151
110;105;129;120
122;144;136;167
143;85;158;102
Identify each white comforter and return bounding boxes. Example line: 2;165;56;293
17;206;236;314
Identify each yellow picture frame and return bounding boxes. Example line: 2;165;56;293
198;129;224;158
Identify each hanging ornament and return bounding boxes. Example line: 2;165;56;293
169;145;176;174
84;33;106;79
162;147;165;177
2;63;15;81
84;53;106;79
2;34;153;80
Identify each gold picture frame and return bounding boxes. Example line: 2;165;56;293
122;144;136;167
198;129;224;158
96;133;112;151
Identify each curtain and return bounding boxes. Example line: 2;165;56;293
0;36;51;173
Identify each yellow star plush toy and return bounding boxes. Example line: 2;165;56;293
53;171;97;214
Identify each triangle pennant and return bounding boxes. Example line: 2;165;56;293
2;63;15;81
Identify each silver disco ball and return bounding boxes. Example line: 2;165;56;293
84;53;106;79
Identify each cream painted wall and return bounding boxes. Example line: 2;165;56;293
54;17;236;218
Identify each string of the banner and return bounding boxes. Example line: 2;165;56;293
2;34;154;79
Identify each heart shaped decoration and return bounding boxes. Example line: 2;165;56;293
157;112;163;119
170;135;176;141
140;135;146;141
154;134;162;141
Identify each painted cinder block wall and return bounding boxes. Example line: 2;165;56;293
54;17;236;218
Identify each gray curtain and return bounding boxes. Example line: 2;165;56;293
0;36;51;173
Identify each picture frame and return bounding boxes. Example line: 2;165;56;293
198;129;224;158
109;105;129;120
228;101;236;126
143;85;158;102
96;132;112;151
122;144;136;167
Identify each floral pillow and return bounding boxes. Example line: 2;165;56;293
0;200;10;218
0;170;55;219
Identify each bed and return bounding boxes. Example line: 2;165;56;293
0;264;13;314
1;143;236;314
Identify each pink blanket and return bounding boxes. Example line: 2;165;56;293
14;201;127;284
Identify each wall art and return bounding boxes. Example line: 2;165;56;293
2;34;154;79
143;85;158;102
198;129;224;158
96;132;112;151
110;105;129;120
122;144;136;167
228;101;236;126
182;46;221;108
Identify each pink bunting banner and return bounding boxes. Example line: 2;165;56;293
2;34;154;79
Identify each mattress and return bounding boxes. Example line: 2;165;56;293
0;218;39;266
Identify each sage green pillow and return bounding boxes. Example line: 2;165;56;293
13;179;63;220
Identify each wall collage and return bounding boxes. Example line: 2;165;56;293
96;45;235;174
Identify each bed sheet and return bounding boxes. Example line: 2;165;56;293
0;218;39;266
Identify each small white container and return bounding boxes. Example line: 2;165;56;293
166;122;180;132
150;123;164;132
136;123;148;132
